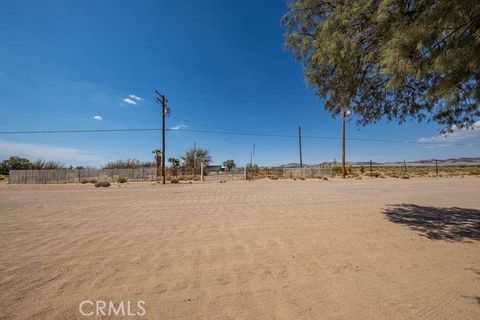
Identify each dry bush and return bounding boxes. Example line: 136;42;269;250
95;181;111;188
117;177;127;183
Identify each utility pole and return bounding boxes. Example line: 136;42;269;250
155;90;168;185
298;126;303;168
341;110;346;178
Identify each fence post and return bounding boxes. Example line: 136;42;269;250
200;162;204;182
404;160;407;174
370;160;373;177
435;160;438;176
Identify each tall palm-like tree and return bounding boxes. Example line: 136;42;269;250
152;149;162;180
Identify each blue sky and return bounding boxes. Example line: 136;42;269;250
0;0;479;167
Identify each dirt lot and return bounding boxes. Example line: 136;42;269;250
1;177;479;319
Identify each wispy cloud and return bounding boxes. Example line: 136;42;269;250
0;140;106;166
93;115;103;120
122;94;142;105
169;124;187;130
418;121;480;144
128;94;142;101
123;98;137;105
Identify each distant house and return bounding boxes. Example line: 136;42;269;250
206;164;224;173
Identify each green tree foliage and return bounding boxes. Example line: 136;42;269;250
0;156;66;174
181;147;211;169
0;156;31;174
223;159;236;171
283;0;480;130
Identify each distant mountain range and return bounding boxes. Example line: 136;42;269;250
277;157;480;168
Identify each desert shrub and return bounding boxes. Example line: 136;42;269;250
322;176;328;181
81;179;98;184
360;166;365;174
371;172;381;178
298;176;305;180
269;176;279;180
332;167;341;175
117;177;127;183
95;181;111;187
170;178;179;184
400;175;410;179
0;176;4;181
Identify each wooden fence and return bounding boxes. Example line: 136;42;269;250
282;167;332;179
9;168;158;184
245;167;333;180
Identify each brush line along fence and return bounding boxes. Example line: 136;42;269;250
9;167;334;184
9;164;478;184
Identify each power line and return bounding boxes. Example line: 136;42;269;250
0;127;478;147
170;115;297;134
0;128;162;134
170;128;480;147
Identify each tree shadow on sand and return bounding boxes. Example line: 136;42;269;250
384;204;480;242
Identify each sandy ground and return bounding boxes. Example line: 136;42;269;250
0;177;479;319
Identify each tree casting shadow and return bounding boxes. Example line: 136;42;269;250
384;204;480;242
